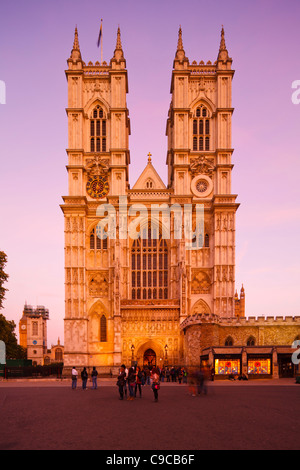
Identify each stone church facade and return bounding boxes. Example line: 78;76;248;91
61;26;300;377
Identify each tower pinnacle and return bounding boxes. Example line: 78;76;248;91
112;26;125;63
174;25;187;62
70;26;82;61
217;26;230;62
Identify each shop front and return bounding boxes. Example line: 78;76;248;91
200;346;296;380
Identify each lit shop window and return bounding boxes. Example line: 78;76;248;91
215;359;240;375
247;359;271;375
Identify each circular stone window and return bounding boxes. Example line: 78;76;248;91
191;175;213;198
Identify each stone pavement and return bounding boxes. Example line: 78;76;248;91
0;377;297;387
0;378;299;450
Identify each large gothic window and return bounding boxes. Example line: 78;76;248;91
131;227;169;300
89;228;108;251
193;106;210;151
90;105;107;153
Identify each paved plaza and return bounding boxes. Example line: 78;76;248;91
0;379;299;450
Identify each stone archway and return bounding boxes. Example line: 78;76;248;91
143;349;156;367
136;340;164;368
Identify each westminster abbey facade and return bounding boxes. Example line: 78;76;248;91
61;26;300;377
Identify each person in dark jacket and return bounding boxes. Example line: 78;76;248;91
127;368;136;400
135;366;143;398
81;367;88;390
91;367;98;389
117;366;126;400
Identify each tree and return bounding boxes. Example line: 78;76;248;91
0;252;26;359
0;314;27;359
0;251;9;310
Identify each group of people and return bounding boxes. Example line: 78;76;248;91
71;364;214;400
71;366;99;390
117;365;161;402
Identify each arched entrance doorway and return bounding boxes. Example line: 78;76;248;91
144;349;156;367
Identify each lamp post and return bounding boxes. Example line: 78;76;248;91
131;344;135;366
164;344;168;366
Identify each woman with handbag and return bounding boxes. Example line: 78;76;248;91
152;367;160;403
135;366;143;398
127;367;136;401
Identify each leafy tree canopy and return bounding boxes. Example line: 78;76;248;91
0;251;9;310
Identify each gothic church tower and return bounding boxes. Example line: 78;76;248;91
166;27;240;321
61;27;130;371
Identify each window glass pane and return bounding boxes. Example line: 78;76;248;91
215;359;240;375
199;120;203;135
248;359;271;375
91;120;95;136
205;137;209;151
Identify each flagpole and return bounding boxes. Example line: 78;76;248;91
100;19;103;65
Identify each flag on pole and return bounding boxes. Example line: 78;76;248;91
97;19;103;48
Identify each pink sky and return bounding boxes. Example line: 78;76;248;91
0;0;299;345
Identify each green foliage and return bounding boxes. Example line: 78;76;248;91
0;314;27;360
0;251;9;310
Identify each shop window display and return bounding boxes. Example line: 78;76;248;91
248;359;271;375
215;359;240;375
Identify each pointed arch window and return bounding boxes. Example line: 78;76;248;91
89;228;108;251
247;336;256;347
192;106;211;151
131;227;169;300
225;336;234;347
90;105;107;153
100;315;107;342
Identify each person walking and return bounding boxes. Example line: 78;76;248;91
152;367;161;403
91;367;98;389
127;367;136;400
81;367;88;390
135;366;143;398
117;366;126;400
71;367;78;390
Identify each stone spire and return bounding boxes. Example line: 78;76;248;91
70;26;82;61
217;26;230;62
174;25;187;62
112;26;125;62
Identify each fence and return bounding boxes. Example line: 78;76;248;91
0;364;64;379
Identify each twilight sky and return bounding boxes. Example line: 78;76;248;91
0;0;299;346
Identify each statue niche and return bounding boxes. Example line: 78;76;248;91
89;273;109;297
191;270;211;294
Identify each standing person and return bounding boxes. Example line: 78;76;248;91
81;367;88;390
71;367;78;390
117;366;126;400
91;367;98;390
145;368;151;385
127;367;136;400
135;366;143;398
152;367;160;403
210;366;215;382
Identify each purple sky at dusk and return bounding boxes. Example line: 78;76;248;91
0;0;299;346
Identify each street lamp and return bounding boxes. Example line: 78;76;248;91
164;344;168;365
131;344;135;365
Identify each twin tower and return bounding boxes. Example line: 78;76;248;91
61;26;244;373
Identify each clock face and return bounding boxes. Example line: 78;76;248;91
21;325;26;330
86;175;109;199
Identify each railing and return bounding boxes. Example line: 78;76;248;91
0;364;63;379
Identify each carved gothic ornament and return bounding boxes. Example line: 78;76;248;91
89;272;109;297
191;174;213;198
191;270;211;294
190;155;215;177
85;156;109;177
